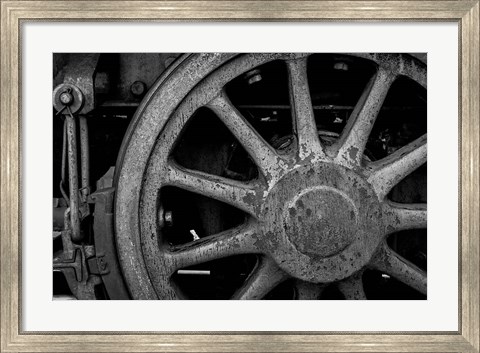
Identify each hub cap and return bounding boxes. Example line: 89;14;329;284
260;162;382;283
287;186;356;257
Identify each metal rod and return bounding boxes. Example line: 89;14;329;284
79;115;90;199
65;112;81;242
60;119;70;205
177;270;211;276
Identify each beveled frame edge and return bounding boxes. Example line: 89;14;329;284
1;1;478;352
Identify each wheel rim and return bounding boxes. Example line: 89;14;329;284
115;53;427;299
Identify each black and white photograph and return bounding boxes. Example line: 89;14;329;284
52;53;427;300
3;2;476;350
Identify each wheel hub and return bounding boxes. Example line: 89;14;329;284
260;161;383;283
285;186;358;258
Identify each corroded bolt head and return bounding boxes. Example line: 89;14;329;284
245;69;262;85
164;211;173;227
130;81;146;97
59;91;74;105
248;74;262;85
334;62;349;71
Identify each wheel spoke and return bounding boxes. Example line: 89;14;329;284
368;134;427;199
334;67;396;166
207;91;286;181
231;256;288;299
166;223;263;274
166;161;263;217
294;280;325;300
338;271;366;300
286;57;326;160
383;202;427;234
370;243;427;295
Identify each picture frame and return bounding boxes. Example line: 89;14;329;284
1;1;478;352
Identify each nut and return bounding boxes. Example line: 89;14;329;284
130;81;146;97
164;211;173;227
59;92;74;105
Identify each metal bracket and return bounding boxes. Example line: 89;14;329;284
53;230;100;300
90;187;130;299
87;253;110;275
53;248;83;282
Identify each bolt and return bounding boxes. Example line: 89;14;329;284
245;69;262;85
130;81;146;97
158;207;173;228
334;62;349;71
278;138;293;150
164;211;173;227
271;135;294;150
59;91;74;105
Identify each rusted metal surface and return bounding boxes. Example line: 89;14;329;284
333;67;396;168
52;83;84;115
207;92;288;182
352;53;427;89
79;115;90;200
231;257;287;300
114;54;234;299
90;187;130;299
165;221;262;276
65;113;82;242
286;57;326;161
116;53;180;101
337;270;367;299
62;53;100;115
53;230;99;300
53;80;90;244
114;53;427;299
369;241;427;295
96;166;115;190
367;134;427;198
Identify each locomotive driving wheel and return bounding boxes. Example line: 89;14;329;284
114;53;427;300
